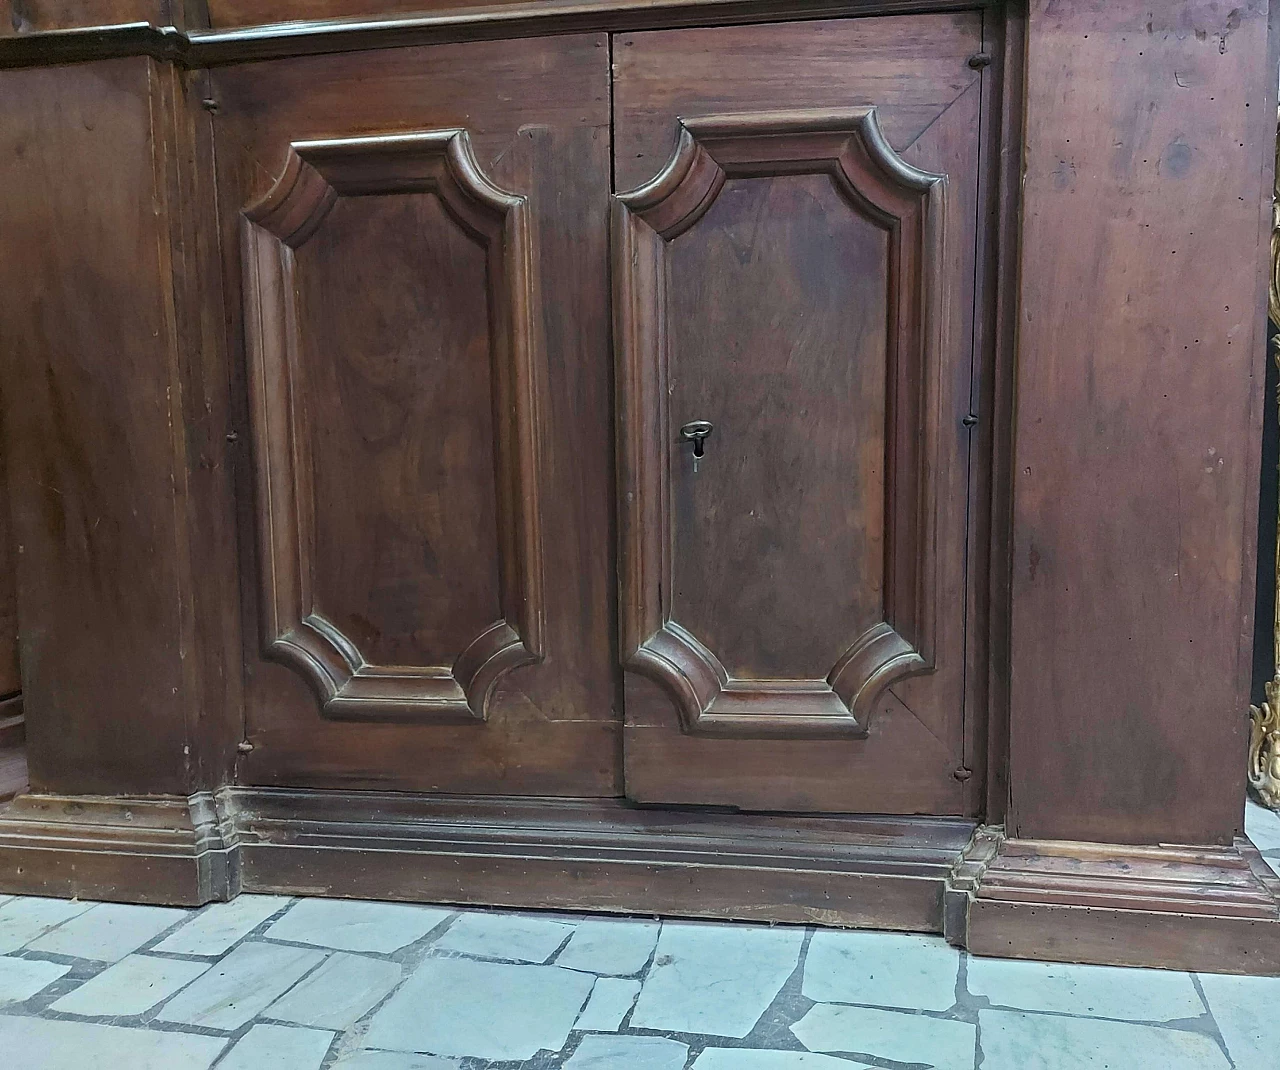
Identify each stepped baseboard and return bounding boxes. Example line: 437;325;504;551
944;829;1280;974
0;792;238;906
4;788;1280;973
0;788;969;929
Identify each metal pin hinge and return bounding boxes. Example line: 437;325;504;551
968;52;992;69
962;413;979;427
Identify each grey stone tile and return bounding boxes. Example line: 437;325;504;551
431;911;574;963
330;1053;458;1070
630;921;804;1039
265;951;402;1030
0;955;71;1003
556;917;660;975
264;898;452;954
967;956;1202;1021
217;1023;335;1070
0;1013;227;1069
1245;801;1280;852
364;956;593;1061
563;1034;688;1069
1197;971;1280;1069
28;902;188;962
0;897;94;953
49;953;211;1017
574;977;641;1031
802;930;960;1012
790;1004;976;1070
151;895;291;957
1265;853;1280;878
694;1052;876;1069
154;940;326;1030
979;1007;1230;1070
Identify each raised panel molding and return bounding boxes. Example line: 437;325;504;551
613;109;946;738
241;130;543;723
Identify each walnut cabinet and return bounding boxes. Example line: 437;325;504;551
2;0;1279;975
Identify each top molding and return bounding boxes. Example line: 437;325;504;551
0;0;996;69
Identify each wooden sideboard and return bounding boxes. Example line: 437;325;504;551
2;0;1279;974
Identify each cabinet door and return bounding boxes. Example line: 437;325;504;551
614;14;988;813
214;35;618;794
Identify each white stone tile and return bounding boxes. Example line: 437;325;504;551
49;953;210;1017
154;940;325;1030
431;911;574;963
151;895;291;957
967;956;1202;1021
217;1023;334;1070
330;1053;458;1070
265;951;402;1030
694;1052;875;1070
0;956;70;1003
28;903;188;962
1197;971;1280;1069
1245;801;1280;852
0;1014;227;1069
556;917;660;975
264;898;452;954
802;930;959;1012
575;977;641;1031
979;1008;1230;1070
0;897;94;953
364;956;593;1061
563;1035;688;1070
790;1004;976;1070
630;920;804;1038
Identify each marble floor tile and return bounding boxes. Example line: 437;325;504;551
563;1034;689;1069
630;921;804;1038
154;940;326;1030
967;956;1202;1022
0;897;94;954
330;1052;459;1069
431;910;574;963
790;1004;976;1070
264;899;453;954
556;917;660;975
151;895;291;957
0;956;71;1003
802;930;960;1012
1196;971;1280;1069
49;953;210;1017
1244;801;1280;852
0;1013;227;1070
363;956;593;1061
27;903;188;962
265;950;402;1030
693;1051;876;1069
217;1023;335;1070
979;1008;1230;1070
574;977;641;1031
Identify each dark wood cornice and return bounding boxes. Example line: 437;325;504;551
0;0;994;69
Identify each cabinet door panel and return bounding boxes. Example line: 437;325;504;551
614;14;986;813
216;35;617;794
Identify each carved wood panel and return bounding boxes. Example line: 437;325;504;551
614;109;946;739
241;130;543;723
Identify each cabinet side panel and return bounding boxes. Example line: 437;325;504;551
0;58;195;794
1009;0;1275;844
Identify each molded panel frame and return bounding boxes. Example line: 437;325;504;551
613;108;947;738
240;130;544;724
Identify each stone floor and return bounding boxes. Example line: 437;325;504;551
0;804;1279;1070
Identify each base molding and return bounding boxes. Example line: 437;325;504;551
0;787;970;929
226;789;971;931
944;829;1280;974
0;792;238;906
6;788;1280;973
